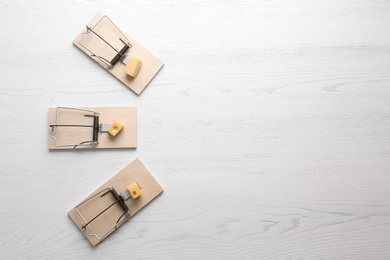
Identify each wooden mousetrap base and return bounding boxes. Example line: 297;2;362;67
73;12;164;95
48;107;136;149
68;158;164;246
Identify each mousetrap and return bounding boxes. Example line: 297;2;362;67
73;12;164;95
48;106;136;149
68;158;164;246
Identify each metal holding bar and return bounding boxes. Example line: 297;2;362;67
50;107;100;148
75;187;131;241
79;15;132;69
86;26;120;53
81;198;121;229
49;125;98;128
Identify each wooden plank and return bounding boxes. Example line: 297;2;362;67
68;158;163;246
73;12;164;95
48;107;136;149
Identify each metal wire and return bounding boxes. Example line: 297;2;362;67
50;107;99;148
79;15;132;69
75;187;131;241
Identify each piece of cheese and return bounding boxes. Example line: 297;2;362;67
107;121;124;136
124;57;142;77
127;182;142;199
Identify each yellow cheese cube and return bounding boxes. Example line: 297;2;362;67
127;182;142;199
124;57;142;77
107;121;124;136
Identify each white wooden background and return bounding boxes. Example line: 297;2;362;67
1;0;390;259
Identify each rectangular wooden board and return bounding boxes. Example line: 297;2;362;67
73;12;164;95
68;158;164;246
48;107;137;149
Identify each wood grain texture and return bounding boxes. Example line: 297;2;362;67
73;12;164;95
1;0;390;259
48;107;137;149
68;158;164;246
